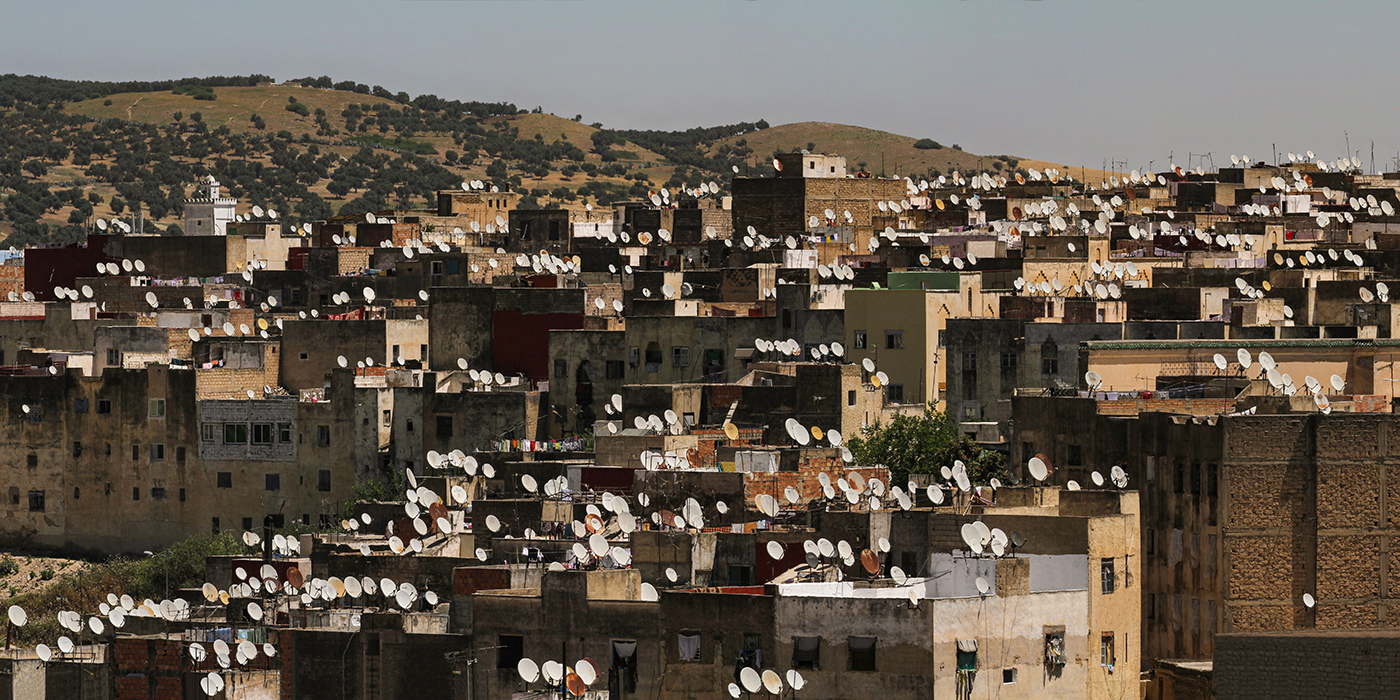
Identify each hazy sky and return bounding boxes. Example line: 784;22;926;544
5;1;1400;172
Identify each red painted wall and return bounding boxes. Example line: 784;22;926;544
24;235;118;301
492;310;585;383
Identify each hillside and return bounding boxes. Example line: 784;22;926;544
0;74;1117;248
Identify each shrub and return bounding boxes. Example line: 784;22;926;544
913;139;942;150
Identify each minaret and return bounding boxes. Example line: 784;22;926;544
184;175;237;236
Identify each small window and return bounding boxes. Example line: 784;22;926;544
885;331;903;350
179;488;186;502
224;423;248;444
1003;668;1017;684
242;517;253;531
392;344;401;361
318;469;332;492
1068;444;1083;466
265;474;281;491
299;352;309;361
107;348;120;365
887;384;904;403
217;472;232;488
212;517;220;534
1146;528;1156;555
497;635;524;669
957;648;977;672
605;360;624;379
28;490;44;512
1101;558;1116;594
150;444;165;461
1100;633;1115;668
148;399;165;417
1000;352;1017;370
383;409;391;426
74;399;88;414
278;423;292;443
1147;592;1157;620
27;454;37;467
1041;355;1059;375
132;487;140;501
251;423;273;445
853;331;867;349
406;419;414;433
431;261;444;275
672;346;690;368
848;637;876;671
317;425;331;446
792;637;820;670
848;389;856;406
678;633;702;662
176;446;186;463
554;359;568;378
73;441;82;458
73;487;79;500
202;424;218;442
436;415;453;438
131;444;140;461
151;487;166;500
97;399;111;414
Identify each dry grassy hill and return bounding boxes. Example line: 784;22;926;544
69;85;401;136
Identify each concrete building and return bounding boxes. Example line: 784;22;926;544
183;175;237;237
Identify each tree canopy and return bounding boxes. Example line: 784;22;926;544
845;404;1006;486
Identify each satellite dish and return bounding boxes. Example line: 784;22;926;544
1303;593;1316;608
1091;471;1105;486
1028;457;1048;481
1237;348;1252;369
976;577;991;595
1213;353;1228;370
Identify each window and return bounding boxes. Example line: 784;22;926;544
382;409;391;426
132;487;140;501
151;487;166;500
628;346;640;367
901;551;917;575
318;469;332;492
242;517;253;531
436;415;453;438
683;412;695;427
217;472;232;489
73;441;82;458
792;637;820;670
224;423;248;444
1146;528;1155;555
1068;444;1083;466
672;346;690;368
885;330;903;350
1003;668;1017;684
1041;354;1059;375
176;446;186;463
299;352;309;361
1207;462;1219;497
202;424;217;442
28;490;44;512
431;261;444;275
1000;352;1017;370
497;635;524;669
150;444;165;461
1100;633;1115;668
957;647;977;672
97;399;111;414
131;444;140;461
27;454;36;467
251;423;273;445
265;474;280;491
179;488;186;502
887;384;904;403
420;344;427;363
212;517;220;534
73;487;79;500
391;344;401;361
406;419;414;433
848;637;876;671
782;309;792;329
107;348;120;365
848;389;856;406
678;633;702;662
1101;558;1115;593
554;359;568;379
1147;592;1157;620
278;423;292;443
853;331;867;349
445;260;460;275
74;399;88;413
317;425;331;446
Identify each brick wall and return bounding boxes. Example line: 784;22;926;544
1214;630;1400;699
